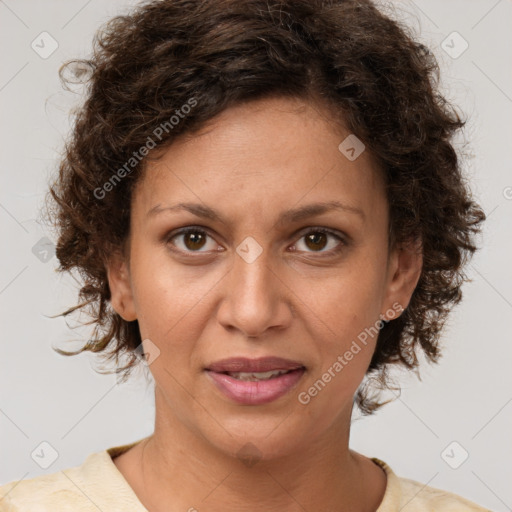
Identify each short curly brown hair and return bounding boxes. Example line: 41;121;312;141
46;0;485;414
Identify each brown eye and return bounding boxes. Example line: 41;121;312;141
167;228;218;253
294;229;345;254
304;232;328;251
183;231;206;251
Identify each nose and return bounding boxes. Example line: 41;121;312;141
216;245;293;338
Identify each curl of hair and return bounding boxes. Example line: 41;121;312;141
46;0;485;414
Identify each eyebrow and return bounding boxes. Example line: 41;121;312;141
146;200;365;225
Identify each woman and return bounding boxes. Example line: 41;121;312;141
0;0;489;510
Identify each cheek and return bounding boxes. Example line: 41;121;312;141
291;262;385;402
295;263;385;345
128;244;200;342
295;284;381;425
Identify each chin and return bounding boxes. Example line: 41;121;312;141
196;412;310;464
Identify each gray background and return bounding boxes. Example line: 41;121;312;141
1;0;511;510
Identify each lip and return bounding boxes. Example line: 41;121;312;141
205;357;305;373
204;357;306;406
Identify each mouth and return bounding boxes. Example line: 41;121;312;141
215;368;299;381
204;357;306;405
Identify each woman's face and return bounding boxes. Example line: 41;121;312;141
108;96;421;460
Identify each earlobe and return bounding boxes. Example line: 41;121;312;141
106;251;137;322
381;238;423;320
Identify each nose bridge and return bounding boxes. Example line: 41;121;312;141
231;241;275;309
217;239;290;337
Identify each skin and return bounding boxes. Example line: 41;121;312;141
107;96;423;512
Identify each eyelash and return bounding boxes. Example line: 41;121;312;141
165;226;347;257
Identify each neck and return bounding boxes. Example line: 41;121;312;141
134;386;379;512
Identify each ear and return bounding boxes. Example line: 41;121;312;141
381;238;423;321
106;250;137;322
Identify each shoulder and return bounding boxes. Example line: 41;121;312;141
397;475;492;511
0;440;146;512
0;461;93;511
372;458;492;512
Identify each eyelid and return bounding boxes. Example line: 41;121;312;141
293;226;347;242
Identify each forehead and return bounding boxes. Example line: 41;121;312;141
132;96;386;225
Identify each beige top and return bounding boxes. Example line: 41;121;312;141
0;438;491;511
